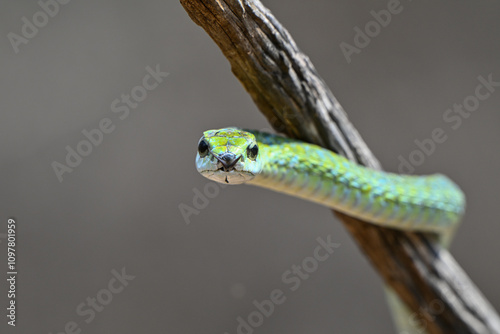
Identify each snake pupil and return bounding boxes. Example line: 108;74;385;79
247;144;259;160
198;139;209;157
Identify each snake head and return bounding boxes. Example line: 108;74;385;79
195;128;263;184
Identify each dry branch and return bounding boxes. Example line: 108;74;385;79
180;0;500;333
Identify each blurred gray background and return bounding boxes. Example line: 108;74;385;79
1;1;499;333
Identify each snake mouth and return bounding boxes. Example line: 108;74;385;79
199;169;255;185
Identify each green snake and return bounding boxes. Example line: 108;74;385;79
196;127;465;244
195;127;466;332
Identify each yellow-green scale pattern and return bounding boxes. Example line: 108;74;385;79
247;130;465;236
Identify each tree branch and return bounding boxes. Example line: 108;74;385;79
180;0;500;332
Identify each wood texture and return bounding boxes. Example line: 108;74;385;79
179;0;500;332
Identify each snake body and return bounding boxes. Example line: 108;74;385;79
196;128;465;240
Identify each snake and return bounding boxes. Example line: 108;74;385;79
195;127;466;332
196;127;465;241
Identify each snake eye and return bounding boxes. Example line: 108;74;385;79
198;139;209;157
247;144;259;160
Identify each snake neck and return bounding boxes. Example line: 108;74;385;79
247;131;465;236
